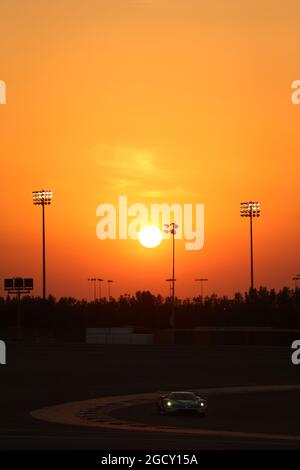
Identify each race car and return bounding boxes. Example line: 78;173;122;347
158;391;207;415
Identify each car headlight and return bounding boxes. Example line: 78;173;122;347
200;402;205;407
166;400;172;407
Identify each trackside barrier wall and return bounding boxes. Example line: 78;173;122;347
153;329;300;346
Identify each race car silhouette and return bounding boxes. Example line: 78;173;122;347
158;391;207;415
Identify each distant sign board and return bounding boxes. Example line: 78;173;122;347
4;279;13;290
24;278;34;289
4;278;34;294
14;278;23;289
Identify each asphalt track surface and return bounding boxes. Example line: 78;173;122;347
1;342;300;449
111;390;300;436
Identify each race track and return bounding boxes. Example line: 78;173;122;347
1;343;300;449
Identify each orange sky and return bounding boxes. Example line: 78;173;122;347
0;0;299;300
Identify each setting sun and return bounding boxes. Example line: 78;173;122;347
138;226;162;249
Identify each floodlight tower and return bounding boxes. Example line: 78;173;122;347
88;278;97;301
107;279;113;299
32;190;53;299
164;222;179;326
97;278;104;300
240;201;261;291
292;275;300;289
195;278;208;302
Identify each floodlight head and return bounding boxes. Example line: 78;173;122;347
240;201;261;217
32;190;53;205
164;222;179;235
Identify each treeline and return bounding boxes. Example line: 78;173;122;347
0;287;299;339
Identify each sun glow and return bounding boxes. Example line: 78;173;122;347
138;225;162;249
